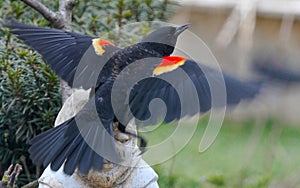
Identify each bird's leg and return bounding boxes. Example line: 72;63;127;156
117;122;147;154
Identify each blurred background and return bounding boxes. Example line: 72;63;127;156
173;0;300;124
1;0;300;187
154;1;300;187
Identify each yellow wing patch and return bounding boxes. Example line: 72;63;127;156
153;56;186;76
92;38;115;55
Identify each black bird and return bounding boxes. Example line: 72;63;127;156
5;20;189;89
6;21;189;175
7;21;262;175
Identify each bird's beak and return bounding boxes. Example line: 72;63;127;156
175;23;190;36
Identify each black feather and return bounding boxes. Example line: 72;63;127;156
128;59;262;126
5;20;119;89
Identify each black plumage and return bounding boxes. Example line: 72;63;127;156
6;21;189;175
6;21;262;176
127;59;262;126
5;20;119;89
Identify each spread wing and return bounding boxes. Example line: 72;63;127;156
5;20;120;89
122;58;262;126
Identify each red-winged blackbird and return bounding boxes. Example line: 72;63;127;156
6;21;189;175
5;20;189;89
7;21;262;175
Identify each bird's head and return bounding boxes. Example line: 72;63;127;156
140;23;190;56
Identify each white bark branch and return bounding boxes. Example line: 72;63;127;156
21;0;76;29
21;0;60;25
58;0;77;30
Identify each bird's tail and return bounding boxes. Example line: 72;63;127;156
29;117;121;175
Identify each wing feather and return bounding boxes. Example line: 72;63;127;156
128;58;262;126
6;20;119;88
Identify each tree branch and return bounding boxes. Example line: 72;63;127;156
58;0;77;30
20;0;60;24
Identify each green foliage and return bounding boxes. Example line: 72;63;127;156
205;173;226;186
0;21;62;186
149;118;300;188
70;0;178;46
0;0;176;186
155;167;201;188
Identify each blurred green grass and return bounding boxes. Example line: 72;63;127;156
141;117;300;187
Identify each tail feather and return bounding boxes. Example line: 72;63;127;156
28;123;68;165
30;133;65;164
44;139;69;167
41;124;79;167
78;126;99;174
29;120;71;154
50;134;82;171
78;144;93;174
29;116;121;175
29;119;69;144
64;138;88;175
91;151;104;171
89;125;105;171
